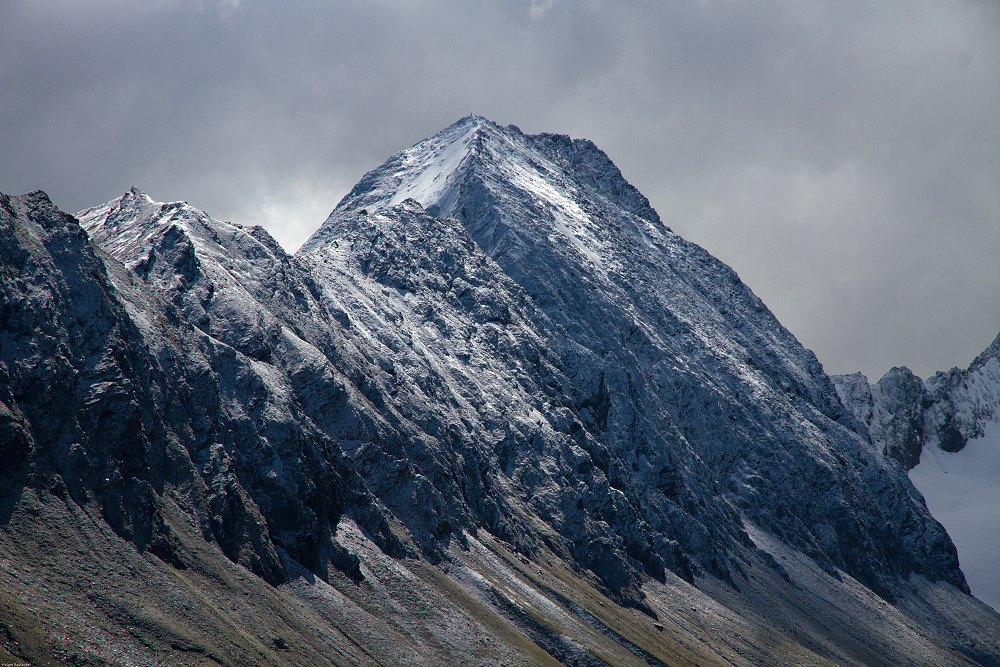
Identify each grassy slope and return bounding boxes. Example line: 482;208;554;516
1;478;996;666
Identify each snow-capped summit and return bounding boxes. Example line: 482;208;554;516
77;186;167;260
304;117;835;409
336;114;488;219
302;115;663;262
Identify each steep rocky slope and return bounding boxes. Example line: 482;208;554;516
304;115;966;600
2;116;998;666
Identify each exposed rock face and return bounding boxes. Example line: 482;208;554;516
2;117;998;666
834;367;930;469
1;190;199;572
1;189;397;589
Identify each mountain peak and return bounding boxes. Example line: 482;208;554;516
349;116;507;213
300;116;663;259
453;112;493;127
77;189;241;269
76;188;162;255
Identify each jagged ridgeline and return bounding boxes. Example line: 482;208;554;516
1;117;998;666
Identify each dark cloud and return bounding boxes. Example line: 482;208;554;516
2;0;997;381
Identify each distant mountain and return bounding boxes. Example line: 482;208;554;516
1;117;998;666
833;333;1000;614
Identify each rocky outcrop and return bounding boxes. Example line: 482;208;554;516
834;336;1000;470
833;367;930;469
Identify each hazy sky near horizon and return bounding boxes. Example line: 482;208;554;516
2;0;998;381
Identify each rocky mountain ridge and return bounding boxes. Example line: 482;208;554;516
2;116;998;666
833;334;1000;471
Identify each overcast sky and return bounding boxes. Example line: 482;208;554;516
2;0;997;381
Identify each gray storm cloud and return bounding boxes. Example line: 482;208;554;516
1;0;997;381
